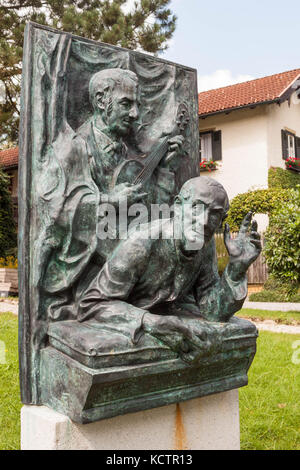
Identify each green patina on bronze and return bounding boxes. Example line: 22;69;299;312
19;22;260;423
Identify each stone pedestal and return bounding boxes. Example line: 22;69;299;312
21;389;240;450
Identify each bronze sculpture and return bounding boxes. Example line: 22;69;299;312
19;23;260;423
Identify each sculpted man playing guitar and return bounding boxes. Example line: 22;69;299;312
42;67;188;310
78;68;186;209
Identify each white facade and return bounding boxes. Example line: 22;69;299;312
266;92;300;168
199;90;300;201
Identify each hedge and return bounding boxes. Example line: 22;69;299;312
0;168;17;258
226;188;292;231
268;166;300;190
263;188;300;282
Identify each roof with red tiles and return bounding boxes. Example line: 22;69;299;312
0;147;19;169
198;69;300;117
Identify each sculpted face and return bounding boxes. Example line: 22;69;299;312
103;79;139;136
177;177;228;252
181;197;225;251
202;198;225;242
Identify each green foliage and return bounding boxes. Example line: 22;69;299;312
263;188;300;282
214;233;229;275
0;255;18;268
249;290;300;303
226;188;292;232
0;0;177;147
227;169;300;283
217;255;228;276
268;166;300;190
0;168;17;258
249;275;300;302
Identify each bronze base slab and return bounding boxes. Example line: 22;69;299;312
39;317;257;423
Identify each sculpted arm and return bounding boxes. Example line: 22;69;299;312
195;213;261;322
77;236;151;322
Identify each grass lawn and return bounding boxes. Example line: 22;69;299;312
0;312;299;450
239;330;300;450
0;313;22;450
237;308;300;325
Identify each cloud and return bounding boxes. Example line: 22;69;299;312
121;0;138;14
121;0;155;24
198;69;255;92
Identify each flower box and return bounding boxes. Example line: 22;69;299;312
199;159;219;172
285;157;300;173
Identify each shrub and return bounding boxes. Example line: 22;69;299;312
0;168;17;258
263;187;300;282
249;275;300;302
0;255;18;269
226;188;292;231
268;166;300;190
249;291;300;302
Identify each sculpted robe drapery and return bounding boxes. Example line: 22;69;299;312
40;120;177;302
77;219;248;335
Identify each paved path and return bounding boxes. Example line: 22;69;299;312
248;319;300;335
0;300;18;315
244;301;300;312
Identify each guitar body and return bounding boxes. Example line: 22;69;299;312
110;159;145;187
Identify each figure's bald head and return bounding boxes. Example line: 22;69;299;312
178;176;229;220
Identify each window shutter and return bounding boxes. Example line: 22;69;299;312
212;130;222;161
296;137;300;159
281;130;289;160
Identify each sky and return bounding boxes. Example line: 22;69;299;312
153;0;300;91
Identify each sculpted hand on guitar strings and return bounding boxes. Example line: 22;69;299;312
106;182;148;206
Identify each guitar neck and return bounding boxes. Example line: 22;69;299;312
134;132;175;185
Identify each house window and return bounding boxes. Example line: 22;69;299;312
199;130;222;162
288;134;296;158
281;129;300;160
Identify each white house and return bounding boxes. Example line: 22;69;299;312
198;68;300;210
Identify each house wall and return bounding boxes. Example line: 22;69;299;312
266;91;300;168
199;106;269;200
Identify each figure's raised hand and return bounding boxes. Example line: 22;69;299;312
224;212;262;280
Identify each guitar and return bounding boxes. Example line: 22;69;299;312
110;103;190;190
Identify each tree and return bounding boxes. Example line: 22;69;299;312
0;166;17;258
0;0;177;147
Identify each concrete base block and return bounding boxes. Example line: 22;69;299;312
21;389;240;450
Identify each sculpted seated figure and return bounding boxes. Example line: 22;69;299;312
48;176;261;366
